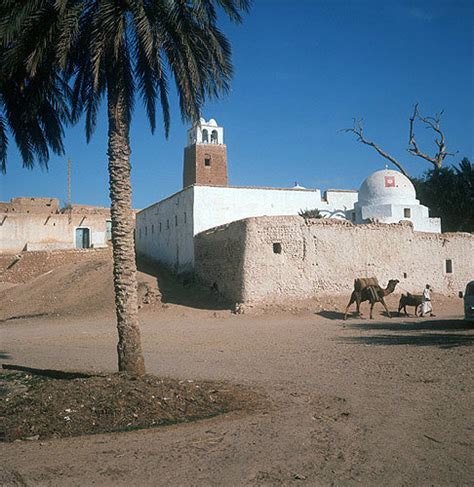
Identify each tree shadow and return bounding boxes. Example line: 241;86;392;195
339;319;474;349
0;351;11;360
346;319;473;332
2;364;92;379
137;257;232;311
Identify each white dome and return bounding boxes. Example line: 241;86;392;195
207;118;218;127
358;169;417;206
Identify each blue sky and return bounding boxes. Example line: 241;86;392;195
1;0;472;209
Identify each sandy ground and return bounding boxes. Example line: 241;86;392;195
1;294;473;486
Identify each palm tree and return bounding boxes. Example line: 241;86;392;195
0;56;69;173
1;0;250;375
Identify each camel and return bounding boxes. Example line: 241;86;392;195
343;278;400;320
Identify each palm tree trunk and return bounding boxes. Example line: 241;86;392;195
107;89;145;376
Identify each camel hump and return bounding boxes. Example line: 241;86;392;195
354;277;379;291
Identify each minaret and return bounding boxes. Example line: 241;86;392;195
183;118;228;188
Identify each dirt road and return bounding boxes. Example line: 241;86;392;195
1;298;473;486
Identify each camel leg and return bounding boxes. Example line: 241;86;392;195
369;302;375;319
356;294;364;317
398;304;403;317
343;292;356;320
380;297;391;318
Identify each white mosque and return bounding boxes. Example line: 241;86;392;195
136;118;440;273
353;169;441;233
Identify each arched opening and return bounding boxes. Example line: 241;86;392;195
202;129;209;143
211;130;218;144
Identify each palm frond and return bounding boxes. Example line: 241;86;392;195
0;0;251;169
0;114;8;173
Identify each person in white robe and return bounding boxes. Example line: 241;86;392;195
420;284;435;317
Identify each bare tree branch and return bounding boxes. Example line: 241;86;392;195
342;119;410;177
407;103;458;169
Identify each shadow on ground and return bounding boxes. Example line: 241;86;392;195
339;319;474;349
316;310;393;320
2;363;92;379
317;310;346;320
137;257;232;311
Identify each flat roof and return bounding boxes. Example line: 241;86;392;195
325;189;358;193
137;184;325;214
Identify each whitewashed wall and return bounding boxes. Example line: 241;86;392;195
355;203;441;233
320;190;358;219
0;213;108;253
193;185;357;235
135;187;195;273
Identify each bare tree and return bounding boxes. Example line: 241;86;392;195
343;104;457;177
408;103;457;169
342;119;409;177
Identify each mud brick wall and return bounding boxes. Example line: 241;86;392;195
194;219;247;302
194;216;474;304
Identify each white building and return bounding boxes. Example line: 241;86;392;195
136;118;358;273
352;169;441;233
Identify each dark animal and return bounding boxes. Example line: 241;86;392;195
398;293;423;317
344;279;400;320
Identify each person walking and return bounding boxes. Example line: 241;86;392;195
420;284;435;317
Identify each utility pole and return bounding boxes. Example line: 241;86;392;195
67;158;72;223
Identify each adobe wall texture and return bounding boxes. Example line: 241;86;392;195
194;219;248;302
0;197;60;214
194;216;474;304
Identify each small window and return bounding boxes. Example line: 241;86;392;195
404;208;411;218
273;242;282;254
204;157;211;167
445;259;453;274
145;226;148;236
139;228;142;239
351;212;356;222
167;219;170;229
159;222;162;232
152;224;154;234
184;212;187;223
175;215;178;226
403;272;407;279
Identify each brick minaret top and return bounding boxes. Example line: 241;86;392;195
183;118;228;188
